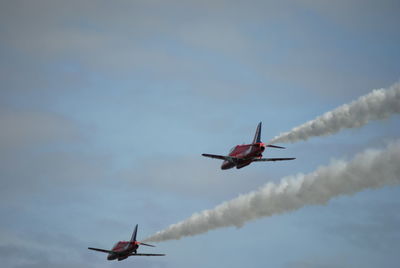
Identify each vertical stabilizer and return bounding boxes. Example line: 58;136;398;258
252;122;262;144
130;224;138;242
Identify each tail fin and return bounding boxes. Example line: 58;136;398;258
130;224;138;242
252;122;262;144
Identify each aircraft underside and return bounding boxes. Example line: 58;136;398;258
236;161;252;169
118;256;128;261
221;159;253;169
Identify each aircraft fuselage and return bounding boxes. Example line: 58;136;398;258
107;241;138;261
221;143;265;170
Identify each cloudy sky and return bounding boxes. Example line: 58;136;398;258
1;1;399;267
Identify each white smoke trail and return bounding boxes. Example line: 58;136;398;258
270;83;400;144
145;140;400;242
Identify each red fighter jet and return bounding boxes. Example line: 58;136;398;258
88;224;165;261
202;122;295;169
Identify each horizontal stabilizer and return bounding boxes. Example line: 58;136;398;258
253;158;296;162
88;247;114;254
131;253;166;256
138;242;155;247
266;144;285;149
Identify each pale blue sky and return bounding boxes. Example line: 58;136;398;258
1;1;400;267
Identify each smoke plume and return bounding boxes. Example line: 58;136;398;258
145;140;400;242
270;83;400;144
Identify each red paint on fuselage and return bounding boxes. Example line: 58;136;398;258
107;241;139;261
221;142;265;170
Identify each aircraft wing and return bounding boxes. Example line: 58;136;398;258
252;157;296;162
88;247;114;254
131;253;166;256
202;154;237;162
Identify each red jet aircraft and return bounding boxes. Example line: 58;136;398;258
202;122;295;169
88;224;165;261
